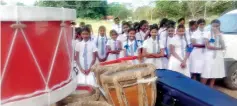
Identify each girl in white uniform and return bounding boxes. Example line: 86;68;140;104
117;22;130;43
106;30;122;61
162;25;175;69
75;27;97;86
190;19;207;80
168;25;192;77
201;19;226;88
123;28;143;64
94;26;108;63
135;20;149;42
143;25;165;69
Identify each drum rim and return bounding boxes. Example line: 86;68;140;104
0;5;76;21
101;63;156;84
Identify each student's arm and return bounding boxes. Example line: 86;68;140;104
170;44;183;62
152;48;165;58
142;48;155;58
204;38;221;50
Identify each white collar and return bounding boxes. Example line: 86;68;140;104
128;40;135;45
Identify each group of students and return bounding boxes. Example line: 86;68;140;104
73;17;226;88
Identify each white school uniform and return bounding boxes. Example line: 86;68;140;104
106;39;121;61
202;32;226;78
72;39;81;68
168;35;191;77
75;40;98;86
143;37;164;69
185;29;195;73
112;23;122;34
162;34;173;69
135;30;146;41
122;40;142;64
189;29;207;74
94;35;108;63
117;33;128;43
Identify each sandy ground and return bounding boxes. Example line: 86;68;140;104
215;86;237;99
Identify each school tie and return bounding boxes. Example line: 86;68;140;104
181;38;185;58
153;41;156;62
101;37;105;56
130;43;134;56
83;43;88;70
114;41;118;59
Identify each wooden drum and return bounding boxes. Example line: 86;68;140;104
101;64;157;106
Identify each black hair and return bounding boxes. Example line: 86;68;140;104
80;22;85;26
110;30;118;36
159;18;169;28
75;27;82;35
167;20;176;27
197;18;206;25
114;17;120;21
128;27;136;33
150;24;159;31
178;17;185;23
211;19;221;24
81;26;91;34
122;22;131;34
167;24;175;29
189;20;196;27
133;22;140;31
138;20;148;30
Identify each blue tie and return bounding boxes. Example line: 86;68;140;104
130;44;134;56
181;38;185;58
114;41;118;59
101;37;105;56
83;43;88;70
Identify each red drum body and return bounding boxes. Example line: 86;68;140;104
0;6;77;106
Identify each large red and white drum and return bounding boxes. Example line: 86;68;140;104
0;6;77;106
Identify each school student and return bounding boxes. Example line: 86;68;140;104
85;24;95;41
117;22;130;43
75;27;97;86
143;25;165;69
123;28;143;64
168;25;192;77
162;25;176;69
186;20;197;40
159;18;169;34
112;17;122;34
178;17;185;26
135;20;149;42
106;30;122;61
190;19;207;80
201;19;226;88
94;26;108;62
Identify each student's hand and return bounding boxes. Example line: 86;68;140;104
180;61;186;69
85;69;90;75
80;69;86;75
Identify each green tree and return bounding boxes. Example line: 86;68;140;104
35;0;108;19
107;3;132;20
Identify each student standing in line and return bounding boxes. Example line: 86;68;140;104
143;25;165;69
162;24;176;69
112;17;122;34
123;28;143;64
94;26;108;63
117;22;131;43
106;30;122;61
168;25;192;77
75;27;97;86
186;20;197;41
201;19;226;88
190;19;207;80
135;20;149;42
85;24;95;41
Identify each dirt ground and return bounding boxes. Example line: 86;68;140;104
215;86;237;99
